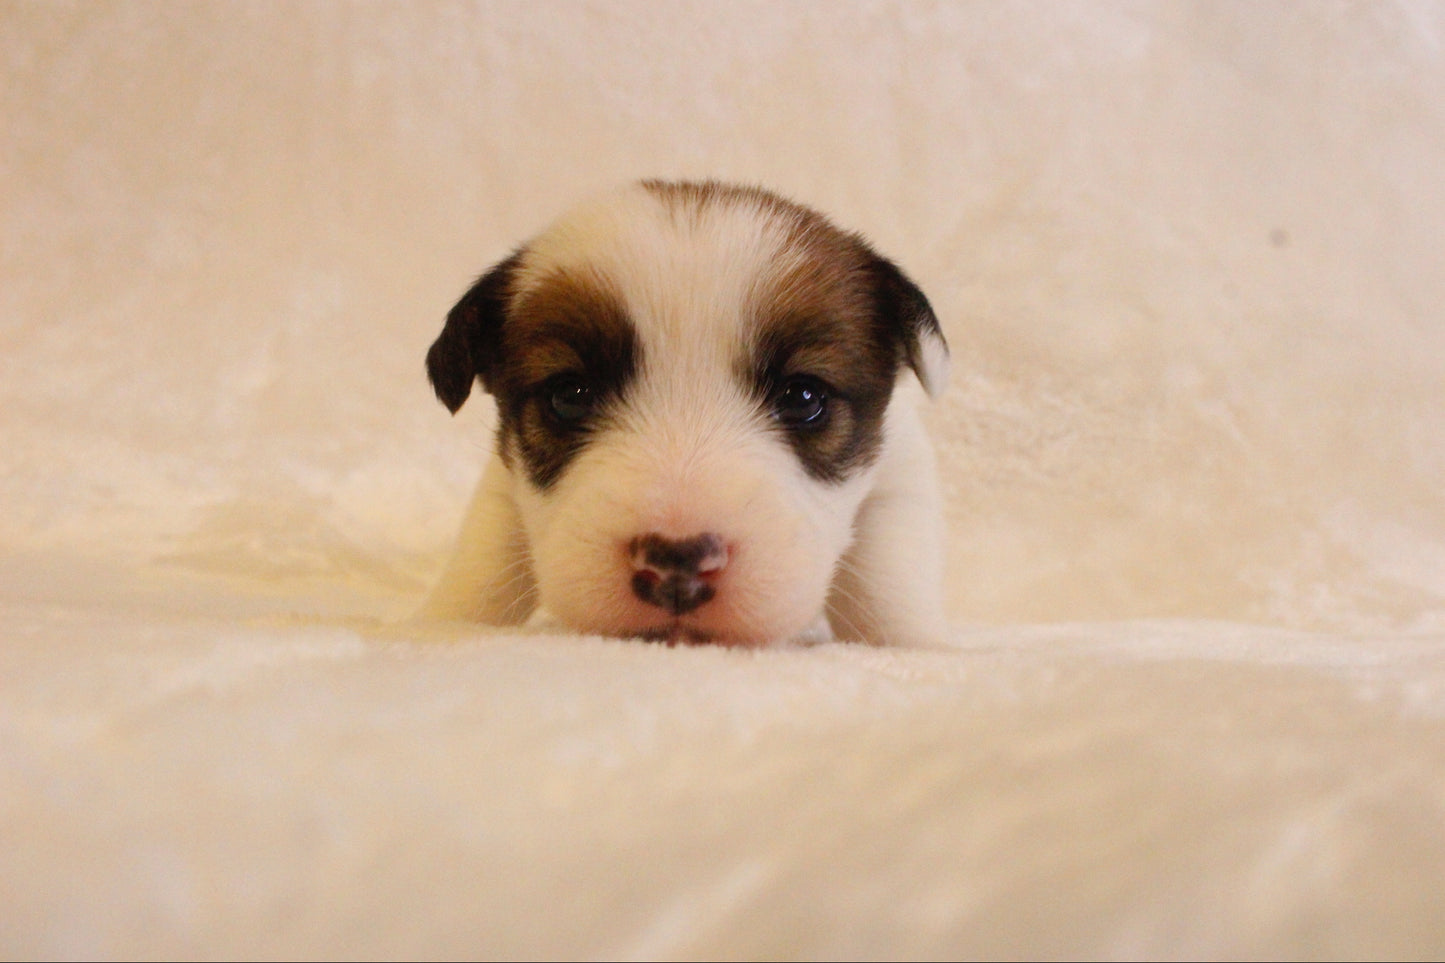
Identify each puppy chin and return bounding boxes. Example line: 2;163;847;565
555;609;806;649
538;570;832;648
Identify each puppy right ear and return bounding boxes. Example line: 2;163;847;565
426;252;523;413
870;255;950;400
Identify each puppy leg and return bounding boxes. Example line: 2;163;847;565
418;452;538;624
827;393;948;648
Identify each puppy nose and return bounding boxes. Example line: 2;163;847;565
628;533;728;615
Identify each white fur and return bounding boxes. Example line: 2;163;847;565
421;184;949;647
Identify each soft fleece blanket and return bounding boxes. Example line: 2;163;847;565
4;2;1444;958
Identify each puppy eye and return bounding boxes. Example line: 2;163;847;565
545;376;596;425
771;376;830;428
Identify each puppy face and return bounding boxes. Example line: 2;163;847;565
428;181;947;644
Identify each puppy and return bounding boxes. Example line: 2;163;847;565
422;180;949;647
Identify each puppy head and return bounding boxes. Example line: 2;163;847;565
428;181;947;644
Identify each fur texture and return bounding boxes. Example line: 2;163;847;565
422;180;949;647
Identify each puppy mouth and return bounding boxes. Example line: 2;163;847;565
634;622;758;648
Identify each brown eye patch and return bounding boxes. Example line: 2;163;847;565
491;268;639;491
751;309;898;483
744;215;905;484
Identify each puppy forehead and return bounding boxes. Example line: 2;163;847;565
510;184;872;354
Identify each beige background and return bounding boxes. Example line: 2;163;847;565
5;0;1443;627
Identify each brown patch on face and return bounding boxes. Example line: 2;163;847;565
750;268;899;482
489;267;639;491
746;213;908;483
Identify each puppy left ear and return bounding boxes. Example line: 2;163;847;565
870;256;949;399
426;252;522;413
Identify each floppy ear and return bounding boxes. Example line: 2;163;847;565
426;252;523;413
870;256;950;399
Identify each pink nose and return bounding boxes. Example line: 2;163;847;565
629;533;728;615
